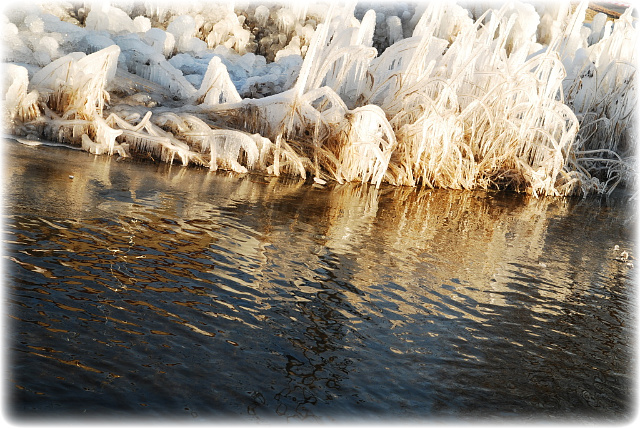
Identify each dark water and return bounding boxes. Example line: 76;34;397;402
3;139;636;422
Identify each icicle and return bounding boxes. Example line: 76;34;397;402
93;115;123;155
254;6;270;28
386;16;403;46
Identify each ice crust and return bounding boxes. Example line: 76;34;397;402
2;1;637;197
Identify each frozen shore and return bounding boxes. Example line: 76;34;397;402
2;1;637;196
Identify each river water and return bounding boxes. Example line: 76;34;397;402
3;138;636;422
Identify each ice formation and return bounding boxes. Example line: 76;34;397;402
2;1;637;197
195;56;242;105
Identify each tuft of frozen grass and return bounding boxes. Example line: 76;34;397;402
3;64;40;125
562;7;638;194
195;56;241;105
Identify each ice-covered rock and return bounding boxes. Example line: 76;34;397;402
85;3;136;34
79;33;116;54
115;33;196;99
206;12;252;54
24;14;44;33
167;14;206;54
133;16;152;33
2;21;33;63
32;36;60;66
143;28;176;57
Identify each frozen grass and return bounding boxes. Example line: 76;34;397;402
2;1;637;197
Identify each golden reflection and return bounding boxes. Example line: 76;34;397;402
28;352;103;374
249;183;634;322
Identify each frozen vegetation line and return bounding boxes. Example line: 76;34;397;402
2;1;637;197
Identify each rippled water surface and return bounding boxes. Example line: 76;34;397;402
3;139;636;421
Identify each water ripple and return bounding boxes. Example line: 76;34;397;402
4;141;635;420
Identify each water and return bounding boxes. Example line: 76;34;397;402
3;139;636;422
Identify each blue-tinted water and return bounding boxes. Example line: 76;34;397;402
3;139;635;421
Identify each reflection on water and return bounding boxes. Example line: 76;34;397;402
3;139;636;421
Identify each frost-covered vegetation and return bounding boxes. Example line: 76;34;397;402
2;1;637;196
